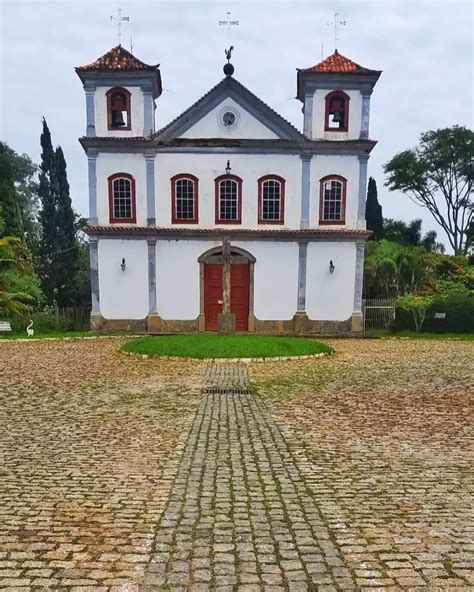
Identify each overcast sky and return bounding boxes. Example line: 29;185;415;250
1;0;472;247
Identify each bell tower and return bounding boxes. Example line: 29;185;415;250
296;50;381;141
75;45;162;138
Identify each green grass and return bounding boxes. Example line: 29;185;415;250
368;330;474;340
122;334;333;359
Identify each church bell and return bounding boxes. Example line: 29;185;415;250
111;110;126;127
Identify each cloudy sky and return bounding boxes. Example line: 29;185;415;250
1;0;472;247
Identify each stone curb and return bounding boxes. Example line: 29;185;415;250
122;350;333;363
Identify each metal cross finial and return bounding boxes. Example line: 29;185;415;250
219;11;239;48
110;8;130;46
327;12;346;50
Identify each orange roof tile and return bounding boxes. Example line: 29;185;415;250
76;45;158;72
301;50;372;74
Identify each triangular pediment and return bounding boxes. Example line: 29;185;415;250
155;77;305;141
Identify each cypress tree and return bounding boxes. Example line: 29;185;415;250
365;177;384;240
38;119;78;306
0;145;23;238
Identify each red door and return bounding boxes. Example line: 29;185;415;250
231;264;250;331
204;264;250;331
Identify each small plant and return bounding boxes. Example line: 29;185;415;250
397;294;434;333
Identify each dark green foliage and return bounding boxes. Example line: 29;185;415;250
38;119;79;306
9;311;74;333
383;218;444;252
0;142;39;248
0;144;24;238
384;126;473;254
365;177;384;240
393;296;474;333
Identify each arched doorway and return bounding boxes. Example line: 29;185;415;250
198;246;256;332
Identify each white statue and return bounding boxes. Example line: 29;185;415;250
26;320;34;337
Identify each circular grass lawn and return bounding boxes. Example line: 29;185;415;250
122;334;332;359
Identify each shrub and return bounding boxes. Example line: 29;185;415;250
397;294;433;332
393;295;474;333
9;311;74;334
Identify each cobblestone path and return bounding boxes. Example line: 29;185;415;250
142;364;351;591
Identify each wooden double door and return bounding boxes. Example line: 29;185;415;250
204;263;250;331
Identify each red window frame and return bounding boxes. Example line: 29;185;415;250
171;174;199;224
257;175;285;224
106;87;131;131
214;174;243;224
108;173;136;223
324;90;350;132
319;175;347;225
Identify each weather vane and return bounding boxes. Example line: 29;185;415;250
110;8;130;46
219;11;239;48
327;12;346;50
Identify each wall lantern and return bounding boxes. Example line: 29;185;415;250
120;257;126;272
225;160;232;175
329;260;335;274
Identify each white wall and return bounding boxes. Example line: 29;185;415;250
306;241;356;321
181;97;279;140
310;154;360;228
96;152;147;226
311;89;362;140
235;241;298;320
155;240;215;319
98;239;149;319
154;153;302;229
94;86;144;137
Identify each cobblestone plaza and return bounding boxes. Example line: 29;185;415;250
0;338;473;590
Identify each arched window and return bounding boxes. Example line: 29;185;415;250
108;173;136;223
324;91;350;132
107;87;131;130
215;175;242;224
258;175;285;224
171;174;199;223
319;175;347;224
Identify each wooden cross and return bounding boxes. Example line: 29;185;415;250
327;12;346;50
219;11;239;47
222;237;232;314
110;8;130;46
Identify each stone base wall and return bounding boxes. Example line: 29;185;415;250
91;313;363;335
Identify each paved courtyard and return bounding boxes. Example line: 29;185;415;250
0;338;473;590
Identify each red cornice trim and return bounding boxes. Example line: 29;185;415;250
257;175;285;225
324;90;350;133
171;174;199;224
106;87;132;131
319;175;347;225
108;173;136;224
214;174;243;225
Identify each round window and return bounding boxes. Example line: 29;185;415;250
218;106;240;132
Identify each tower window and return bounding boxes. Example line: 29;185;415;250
215;175;242;224
324;91;350;132
258;175;285;224
319;175;346;224
171;174;199;223
108;173;136;223
107;87;131;130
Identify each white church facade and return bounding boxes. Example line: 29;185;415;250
76;46;381;333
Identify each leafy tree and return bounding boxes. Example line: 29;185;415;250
397;294;434;333
384;126;473;255
0;145;23;238
0;236;38;316
383;218;444;253
37;119;79;306
0;142;39;249
365;177;384;240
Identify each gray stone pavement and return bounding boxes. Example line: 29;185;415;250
141;364;353;591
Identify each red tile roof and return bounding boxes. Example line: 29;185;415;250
76;45;158;72
300;50;374;74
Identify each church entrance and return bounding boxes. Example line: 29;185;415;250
204;264;250;331
199;246;255;333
